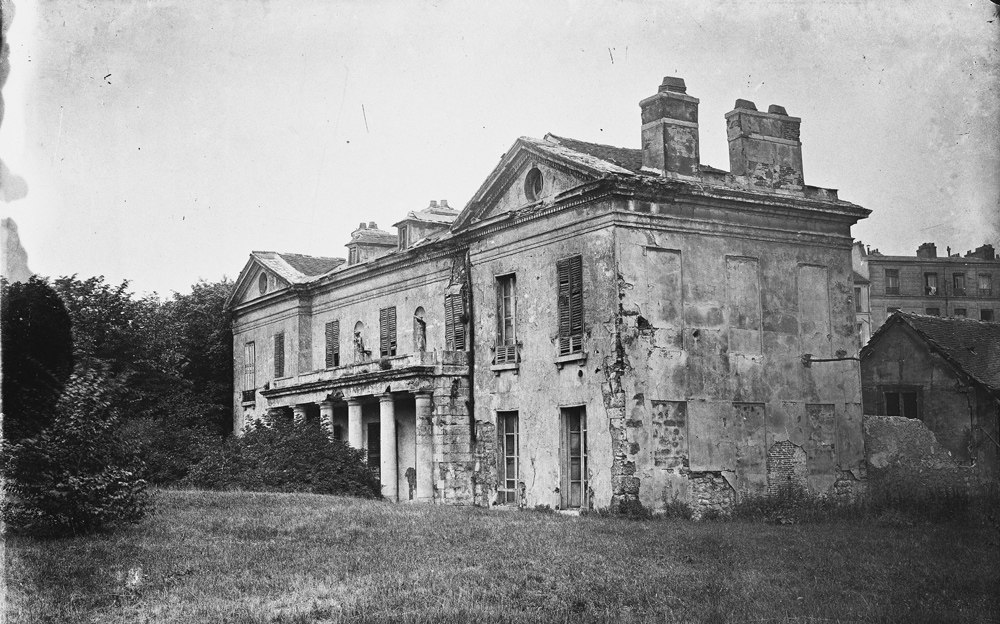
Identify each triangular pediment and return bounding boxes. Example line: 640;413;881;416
227;255;294;309
453;137;619;231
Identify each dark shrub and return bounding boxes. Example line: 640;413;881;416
183;416;382;498
2;373;154;537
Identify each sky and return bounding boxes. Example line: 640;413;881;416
1;0;998;297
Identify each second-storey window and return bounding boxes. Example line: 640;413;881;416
445;292;466;350
379;306;397;357
980;274;993;297
496;274;517;363
953;273;966;296
274;332;285;378
885;269;899;295
854;287;862;313
325;320;340;368
557;255;584;356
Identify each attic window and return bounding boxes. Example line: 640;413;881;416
524;167;543;202
258;273;268;295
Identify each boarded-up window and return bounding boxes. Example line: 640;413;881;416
557;255;584;355
726;256;761;354
445;292;466;351
273;332;285;378
379;307;397;357
325;321;340;368
798;265;831;357
495;274;517;363
651;400;686;469
640;248;683;349
804;404;837;482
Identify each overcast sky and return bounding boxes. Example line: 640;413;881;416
2;0;998;296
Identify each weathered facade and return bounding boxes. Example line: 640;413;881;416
862;242;1000;329
860;312;1000;486
229;77;871;513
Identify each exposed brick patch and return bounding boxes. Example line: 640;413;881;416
766;440;807;495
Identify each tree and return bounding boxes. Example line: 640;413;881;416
1;276;74;443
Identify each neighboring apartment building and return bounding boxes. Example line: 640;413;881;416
863;242;999;329
851;241;873;349
228;77;870;514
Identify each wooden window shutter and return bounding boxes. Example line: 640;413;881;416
325;320;340;368
274;332;285;377
557;256;584;355
379;307;397;356
445;292;466;351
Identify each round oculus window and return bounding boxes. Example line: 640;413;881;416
258;273;268;295
524;167;543;201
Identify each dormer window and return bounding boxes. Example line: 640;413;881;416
349;247;359;265
398;225;408;251
525;167;543;202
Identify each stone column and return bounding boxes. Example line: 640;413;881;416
292;404;308;426
379;393;398;502
319;400;335;440
415;392;435;503
347;398;363;450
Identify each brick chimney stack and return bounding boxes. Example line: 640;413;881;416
916;242;937;259
639;76;700;177
725;100;804;190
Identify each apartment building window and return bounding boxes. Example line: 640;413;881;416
445;292;466;351
925;308;940;316
557;255;584;356
954;308;967;317
495;274;517;364
242;342;256;403
274;332;285;378
883;387;920;420
924;273;938;296
498;411;520;504
884;269;899;295
379;306;397;357
953;273;966;296
980;274;993;297
325;320;340;368
983;309;995;322
398;225;408;251
854;287;862;313
561;406;588;509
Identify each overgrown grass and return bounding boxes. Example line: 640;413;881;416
6;488;998;623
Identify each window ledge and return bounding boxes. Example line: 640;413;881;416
554;351;587;369
490;362;519;375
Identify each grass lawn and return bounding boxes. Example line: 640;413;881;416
5;489;998;623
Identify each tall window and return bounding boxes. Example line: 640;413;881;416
561;406;588;509
953;273;966;296
980;274;993;297
242;342;256;402
273;332;285;378
495;274;517;364
885;269;899;295
557;255;584;356
379;306;397;357
924;273;938;296
398;225;408;250
854;287;862;313
445;292;466;351
498;411;519;504
325;320;340;368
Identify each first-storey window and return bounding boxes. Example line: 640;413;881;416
983;309;995;322
885;269;899;295
557;255;584;356
325;320;340;368
561;406;588;509
274;332;285;378
379;306;397;357
498;411;519;504
980;274;993;297
953;273;966;296
495;274;517;364
924;273;938;296
242;342;256;403
925;307;940;316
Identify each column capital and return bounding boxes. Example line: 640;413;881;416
319;399;336;409
346;397;362;406
379;393;395;404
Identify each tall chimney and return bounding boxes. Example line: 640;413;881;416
726;100;804;190
639;76;700;177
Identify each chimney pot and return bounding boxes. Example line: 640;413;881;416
659;76;687;93
369;221;377;229
440;199;448;207
767;104;788;115
916;242;937;259
358;222;366;229
735;99;757;111
430;200;438;207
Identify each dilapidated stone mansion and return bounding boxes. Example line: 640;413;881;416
228;77;870;514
